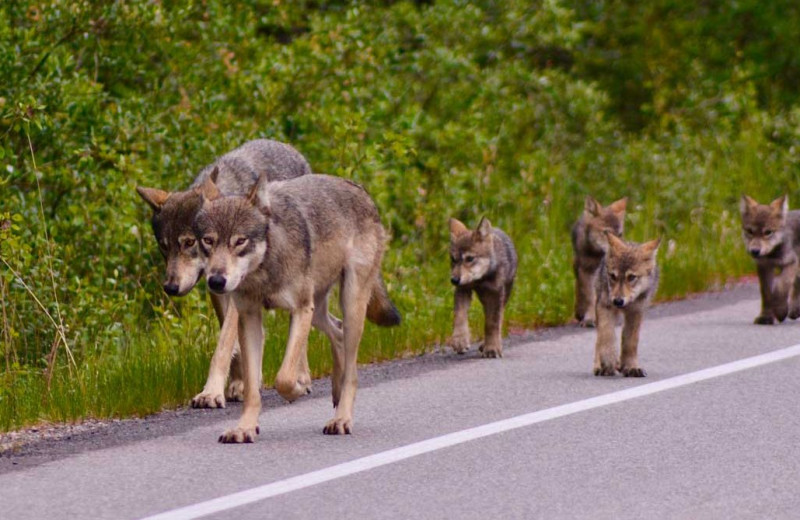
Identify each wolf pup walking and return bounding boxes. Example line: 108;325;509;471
136;139;311;408
571;196;627;327
739;194;800;325
448;217;517;358
194;173;400;443
593;232;660;377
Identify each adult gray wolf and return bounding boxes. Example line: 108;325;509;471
448;217;517;358
193;173;401;442
135;139;311;407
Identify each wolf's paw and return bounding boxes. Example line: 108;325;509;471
790;306;800;320
225;380;244;402
621;366;647;377
593;363;617;377
449;333;471;354
480;345;503;358
754;315;775;325
218;425;259;444
276;376;313;403
323;417;353;435
191;391;226;409
579;318;595;328
775;305;789;323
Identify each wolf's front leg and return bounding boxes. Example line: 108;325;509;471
192;296;238;409
574;265;598;327
449;287;472;354
790;265;800;320
477;289;504;358
219;305;264;444
274;303;314;402
774;261;798;322
593;303;618;376
619;309;645;377
755;264;777;325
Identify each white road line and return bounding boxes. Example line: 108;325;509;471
141;343;800;520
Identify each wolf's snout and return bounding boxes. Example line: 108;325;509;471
612;297;625;308
163;282;180;296
450;276;460;286
208;275;227;293
749;248;761;257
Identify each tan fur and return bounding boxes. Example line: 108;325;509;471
194;173;400;443
739;194;800;324
593;232;660;377
571;196;627;327
448;217;517;358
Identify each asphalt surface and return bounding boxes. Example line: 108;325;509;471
2;283;800;519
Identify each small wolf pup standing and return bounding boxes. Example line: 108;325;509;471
739;194;800;324
194;173;400;442
448;217;517;358
571;196;627;327
594;232;660;377
136;139;311;408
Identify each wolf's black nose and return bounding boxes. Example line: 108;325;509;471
163;282;180;296
450;276;460;286
208;275;226;292
612;298;625;308
749;248;761;257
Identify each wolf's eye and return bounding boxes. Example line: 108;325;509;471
464;255;475;263
184;238;196;248
234;237;248;247
202;237;214;246
764;229;773;237
609;272;618;282
627;274;638;283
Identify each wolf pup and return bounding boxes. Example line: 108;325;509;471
571;196;627;327
136;139;311;408
739;194;800;325
194;173;401;443
448;217;517;358
593;232;660;377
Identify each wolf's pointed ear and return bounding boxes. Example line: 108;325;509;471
640;237;661;259
196;176;221;201
476;216;492;241
608;197;628;216
136;186;171;212
604;229;625;252
246;172;271;216
449;218;468;240
209;165;220;183
740;195;758;216
770;194;788;216
584;196;602;217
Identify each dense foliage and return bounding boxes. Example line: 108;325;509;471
1;0;798;429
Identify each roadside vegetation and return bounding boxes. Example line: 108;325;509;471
2;0;799;430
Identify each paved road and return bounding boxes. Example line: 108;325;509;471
2;284;800;519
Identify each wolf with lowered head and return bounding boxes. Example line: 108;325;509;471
136;139;311;408
448;217;517;358
739;194;800;325
571;195;627;327
594;232;659;377
194;173;401;443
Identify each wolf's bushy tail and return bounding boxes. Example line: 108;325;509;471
366;273;401;327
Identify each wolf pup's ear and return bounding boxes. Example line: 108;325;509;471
608;197;628;216
209;165;220;183
740;195;758;216
476;217;492;241
246;172;271;216
640;237;661;259
196;176;221;201
604;229;626;252
136;186;171;212
770;194;788;217
449;218;468;240
584;196;602;217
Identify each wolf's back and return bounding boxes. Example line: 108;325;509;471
192;139;311;196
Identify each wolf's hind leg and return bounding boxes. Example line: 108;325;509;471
313;290;344;407
593;303;618;376
192;295;238;408
790;266;800;320
574;265;597;327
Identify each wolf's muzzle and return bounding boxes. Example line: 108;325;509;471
208;275;227;293
163;282;180;296
613;297;625;308
749;248;761;257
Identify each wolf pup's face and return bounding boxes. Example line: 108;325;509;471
449;217;495;286
604;232;660;309
194;178;269;294
739;195;788;258
584;196;627;252
137;187;209;297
